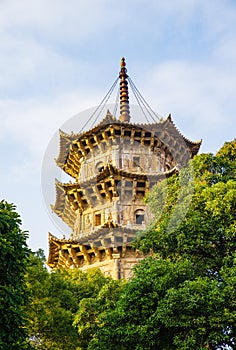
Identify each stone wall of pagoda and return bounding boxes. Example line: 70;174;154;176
73;129;175;239
79;139;175;183
79;253;144;280
48;231;146;279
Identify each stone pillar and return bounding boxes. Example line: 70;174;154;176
113;253;121;279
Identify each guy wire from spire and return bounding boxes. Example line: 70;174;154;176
128;76;162;122
79;76;119;133
113;84;120;117
128;77;153;123
128;79;151;124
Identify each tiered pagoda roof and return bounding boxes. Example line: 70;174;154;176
47;58;201;277
56;113;201;180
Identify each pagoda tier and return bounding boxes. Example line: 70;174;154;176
48;228;146;279
56;112;201;180
52;163;178;236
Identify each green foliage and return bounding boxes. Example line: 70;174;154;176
25;253;118;350
0;200;32;350
89;258;197;350
74;279;123;349
216;139;236;181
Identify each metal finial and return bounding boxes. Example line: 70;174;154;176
119;58;130;123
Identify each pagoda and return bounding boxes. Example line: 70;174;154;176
47;58;201;279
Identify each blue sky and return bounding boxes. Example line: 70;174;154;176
0;0;235;255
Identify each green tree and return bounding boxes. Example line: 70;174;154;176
0;200;32;350
25;252;115;350
89;140;236;350
73;278;123;349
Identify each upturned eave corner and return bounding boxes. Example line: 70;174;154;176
164;113;202;156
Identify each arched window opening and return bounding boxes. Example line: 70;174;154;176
135;209;145;225
96;161;104;173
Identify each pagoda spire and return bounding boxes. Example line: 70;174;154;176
119;57;130;123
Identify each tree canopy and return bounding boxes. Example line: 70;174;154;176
0;200;32;350
25;252;122;350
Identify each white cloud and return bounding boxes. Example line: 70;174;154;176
214;35;236;63
0;0;123;41
0;0;125;99
139;59;236;153
0;89;101;155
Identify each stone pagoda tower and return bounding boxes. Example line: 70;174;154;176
47;58;201;279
